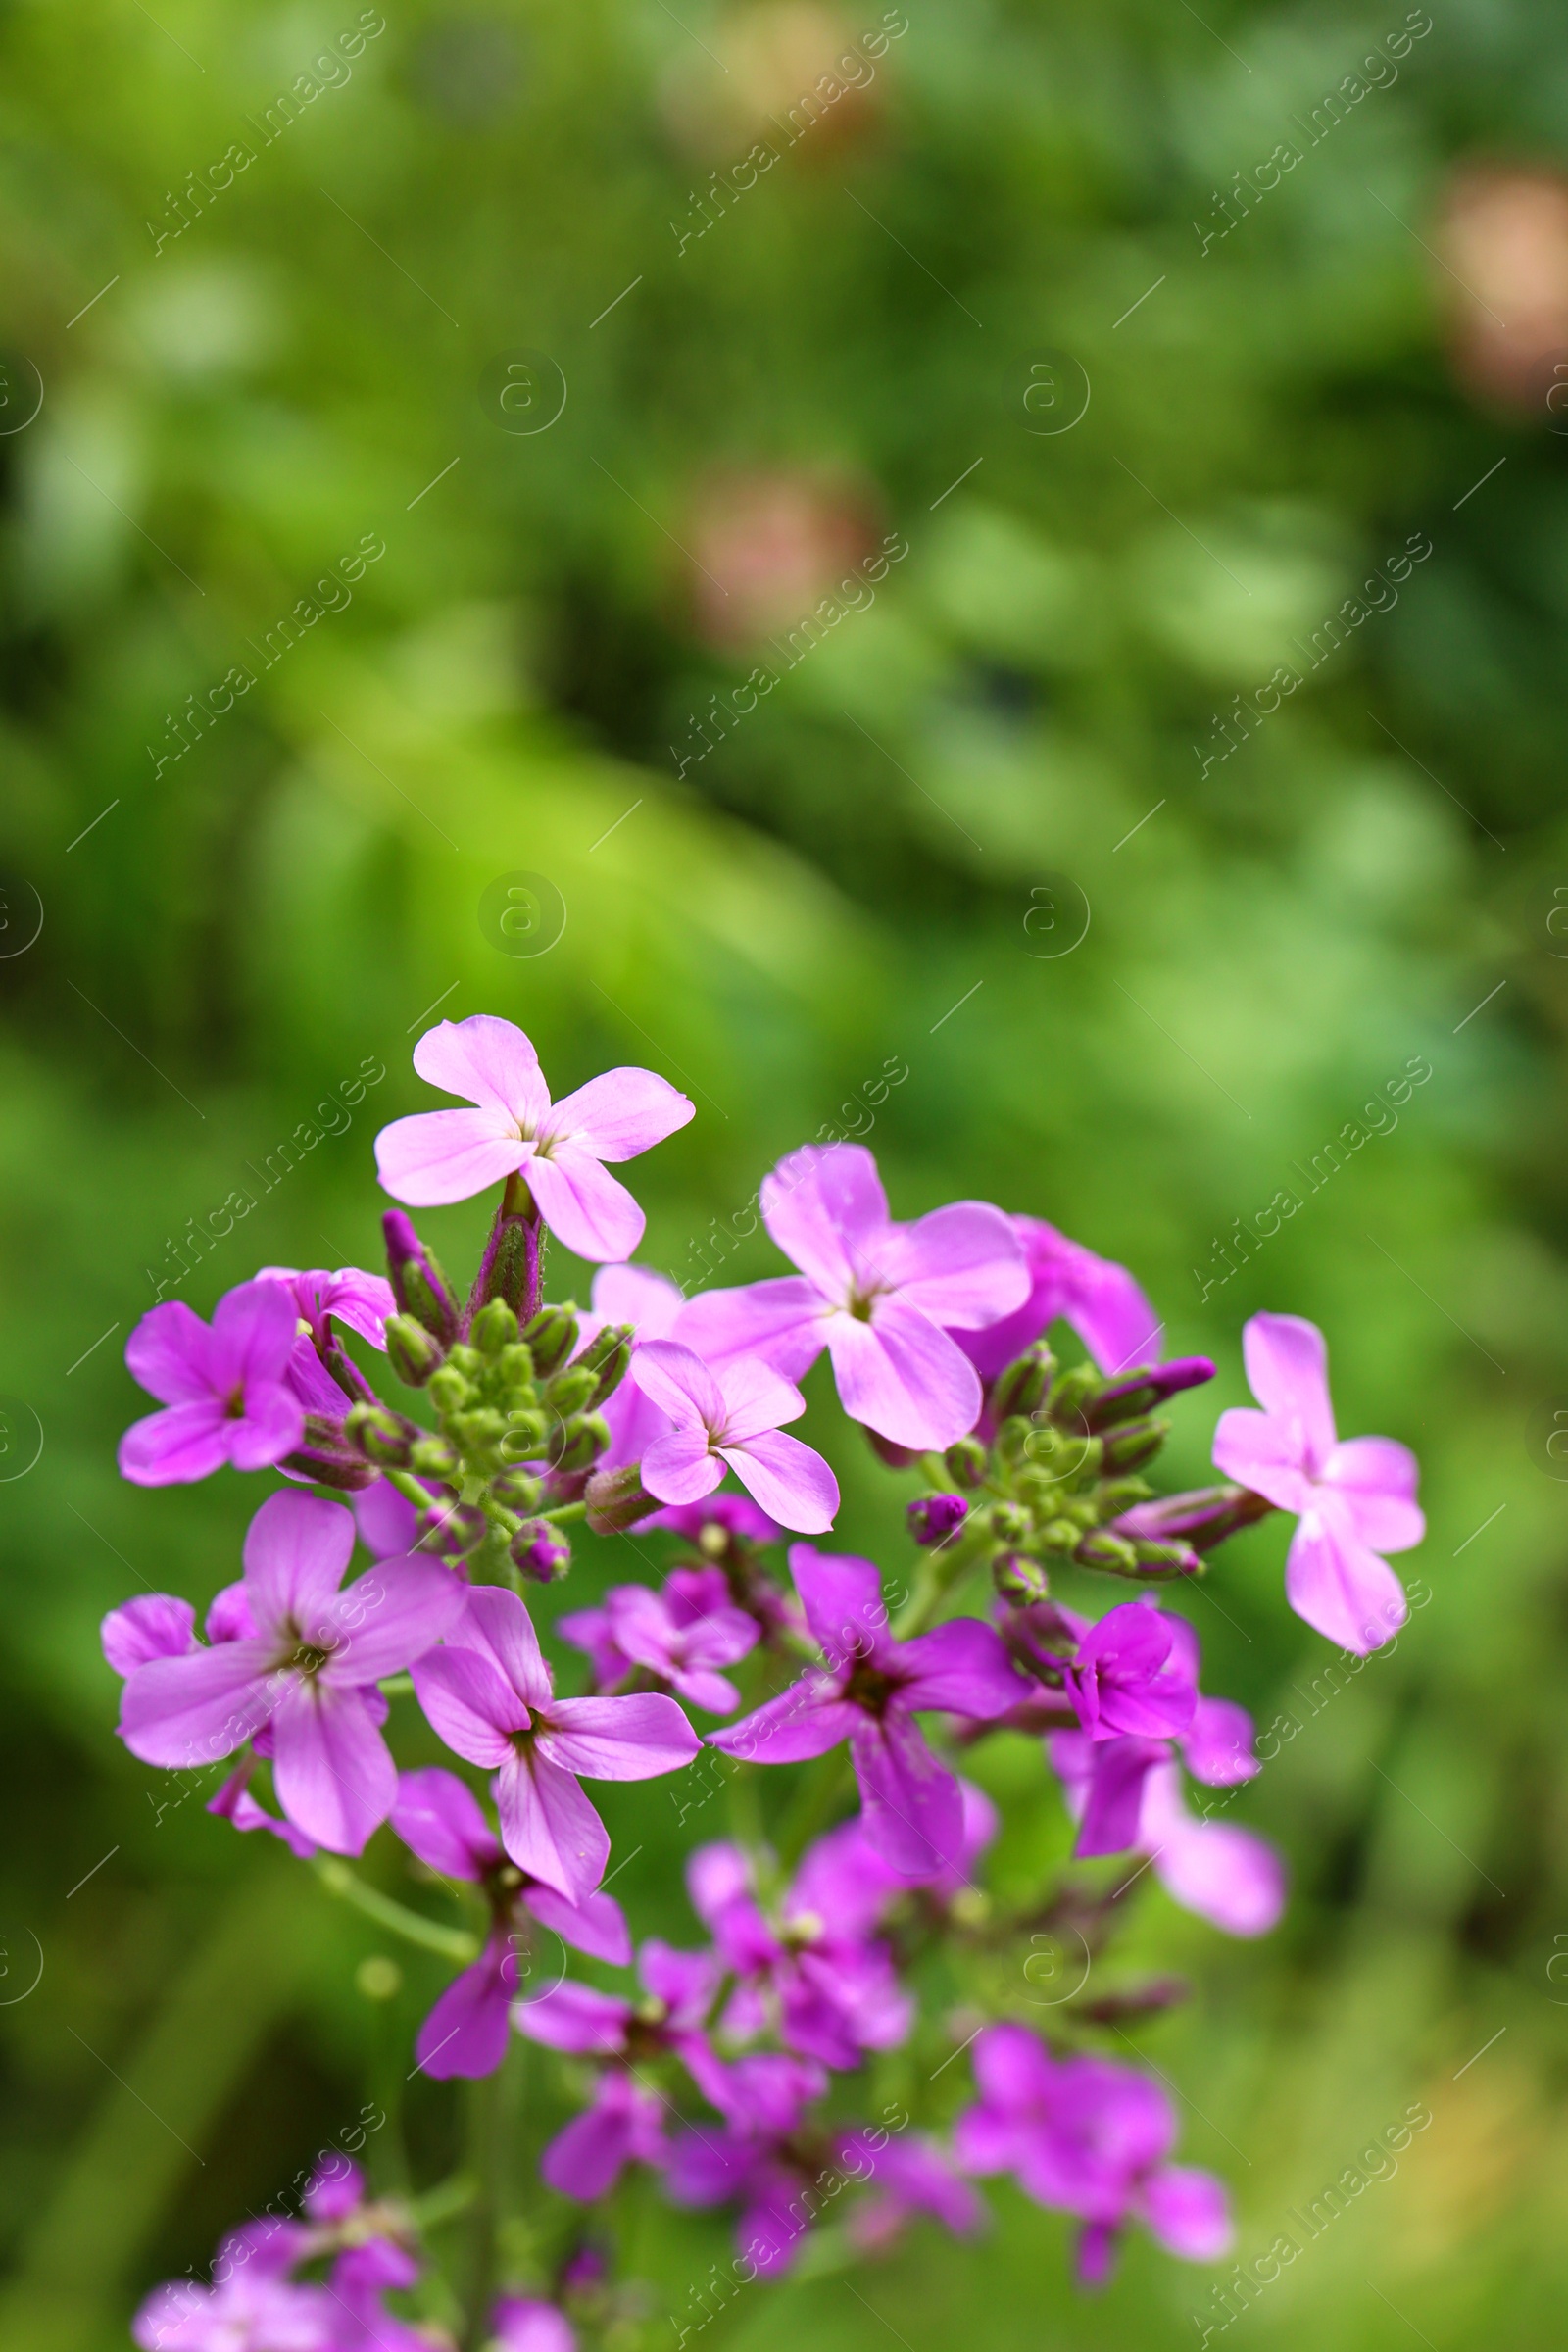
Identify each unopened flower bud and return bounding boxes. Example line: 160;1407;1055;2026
990;1500;1031;1544
1109;1483;1275;1554
427;1364;472;1414
1074;1529;1140;1573
470;1297;519;1358
418;1499;486;1558
512;1518;571;1582
410;1434;460;1480
344;1402;415;1468
543;1364;598;1417
492;1468;545;1512
585;1463;657;1534
1129;1538;1202;1578
907;1493;968;1547
382;1210;460;1344
386;1312;443;1389
1100;1417;1168;1474
522;1303;579;1380
991;1343;1055;1423
1085;1356;1214;1431
1046;1363;1100;1423
575;1323;634;1406
994;1551;1051;1601
1038;1516;1084;1552
501;1409;550;1463
944;1435;989;1490
550;1411;610;1474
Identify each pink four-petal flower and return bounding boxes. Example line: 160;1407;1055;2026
374;1014;695;1261
629;1338;839;1535
118;1280;305;1487
1211;1312;1424;1654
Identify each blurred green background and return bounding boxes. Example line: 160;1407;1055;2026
3;0;1567;2343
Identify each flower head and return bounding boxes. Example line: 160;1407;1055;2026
411;1585;700;1903
1212;1312;1423;1653
374;1015;694;1260
677;1144;1028;1449
709;1546;1028;1879
629;1339;839;1534
956;2026;1230;2284
559;1567;760;1713
116;1491;464;1853
119;1280;305;1486
258;1265;396;1351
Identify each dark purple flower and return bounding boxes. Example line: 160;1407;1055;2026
116;1491;464;1853
1062;1601;1197;1742
559;1569;760;1713
907;1494;968;1547
119;1280;305;1486
955;1215;1162;1381
411;1586;700;1904
836;2131;985;2251
1213;1311;1424;1654
708;1546;1028;1880
686;1837;912;2070
955;2025;1230;2284
678;1144;1029;1450
392;1767;631;2079
374;1014;694;1261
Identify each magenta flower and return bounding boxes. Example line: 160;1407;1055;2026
326;2239;431;2352
687;1836;912;2069
116;1491;464;1853
709;1546;1028;1879
1061;1601;1197;1742
118;1280;305;1486
677;1144;1028;1449
374;1015;694;1260
663;2052;829;2276
642;1492;781;1546
574;1261;686;1470
258;1263;396;1350
391;1767;631;2079
836;2131;985;2251
494;2298;575;2352
132;2236;332;2351
1212;1311;1424;1653
560;1567;760;1713
101;1593;198;1675
516;1941;727;2192
956;2026;1230;2284
955;1215;1162;1381
628;1340;839;1535
1136;1761;1286;1936
411;1585;700;1903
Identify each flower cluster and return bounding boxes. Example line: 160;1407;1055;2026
105;1015;1425;2340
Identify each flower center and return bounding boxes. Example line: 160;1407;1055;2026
843;1658;898;1713
289;1642;333;1677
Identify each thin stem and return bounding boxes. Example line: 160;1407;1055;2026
461;2061;505;2351
313;1858;480;1962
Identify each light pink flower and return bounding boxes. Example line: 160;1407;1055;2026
1212;1312;1424;1654
374;1015;694;1261
629;1339;838;1534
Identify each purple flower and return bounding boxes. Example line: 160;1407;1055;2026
411;1585;700;1903
101;1594;198;1675
516;1942;726;2193
629;1340;839;1535
955;1215;1162;1381
677;1144;1028;1450
118;1281;305;1487
1049;1731;1171;1857
663;2053;829;2276
374;1015;694;1261
258;1264;396;1350
132;2256;332;2351
836;2131;985;2251
907;1493;968;1547
708;1546;1028;1880
208;1756;318;1859
687;1837;912;2069
1212;1312;1424;1654
560;1569;760;1713
641;1493;781;1547
1062;1601;1197;1742
956;2026;1230;2284
574;1261;686;1471
116;1491;464;1853
325;2238;429;2352
493;2298;575;2352
392;1767;631;2079
1136;1761;1287;1936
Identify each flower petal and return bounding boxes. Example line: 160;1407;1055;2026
496;1750;610;1902
1319;1435;1424;1553
524;1149;645;1262
673;1276;829;1380
719;1430;838;1534
525;1883;632;1966
1241;1311;1337;1468
850;1715;967;1881
588;1261;685;1336
630;1339;724;1430
641;1429;724;1506
540;1692;701;1780
458;1583;554;1710
242;1490;355;1640
392;1766;498;1879
209;1280;301;1389
828;1297;982;1450
1181;1695;1259;1786
714;1354;806;1440
761;1143;887;1298
415;1938;516;2079
412;1013;547;1119
514;1981;633;2054
707;1678;859;1764
879;1201;1029;1330
123;1301;215;1405
898;1618;1029;1719
1140;2165;1232;2262
1284;1513;1407;1654
101;1594;198;1677
1210;1405;1313;1514
1140;1763;1286;1935
541;1066;694;1160
375;1108;527;1207
117;1399;236;1487
270;1681;397;1854
319;1557;467;1684
789;1544;889;1667
411;1647;524;1765
119;1639;276;1769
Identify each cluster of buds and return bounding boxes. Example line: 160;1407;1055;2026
926;1344;1219;1602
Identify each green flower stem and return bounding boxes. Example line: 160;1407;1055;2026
460;2041;519;2351
539;1498;587;1524
387;1467;436;1510
893;1521;1001;1639
313;1858;480;1963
